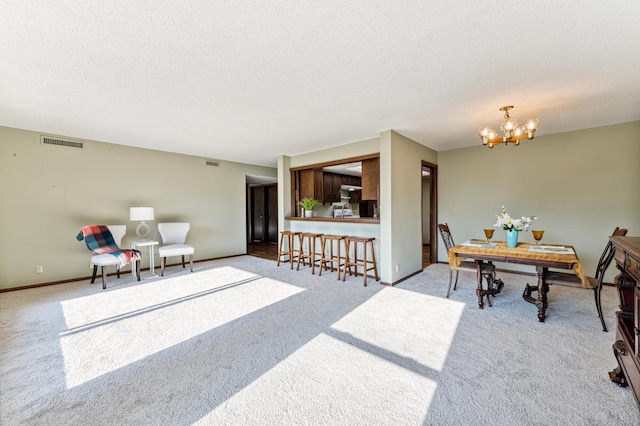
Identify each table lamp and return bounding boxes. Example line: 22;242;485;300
130;206;154;239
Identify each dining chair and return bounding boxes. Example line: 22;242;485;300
438;223;497;299
532;226;628;332
77;225;141;289
157;222;195;276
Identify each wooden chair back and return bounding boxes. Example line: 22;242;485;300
438;223;456;252
594;227;628;279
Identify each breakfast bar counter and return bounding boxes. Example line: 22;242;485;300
284;216;381;269
285;216;380;224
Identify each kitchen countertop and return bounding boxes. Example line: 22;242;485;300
285;216;380;224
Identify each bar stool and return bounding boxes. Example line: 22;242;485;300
277;231;301;269
343;236;379;287
319;234;346;279
297;233;323;274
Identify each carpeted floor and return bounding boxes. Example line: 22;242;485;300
1;257;638;425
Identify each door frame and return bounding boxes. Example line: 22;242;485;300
422;161;437;264
246;182;279;246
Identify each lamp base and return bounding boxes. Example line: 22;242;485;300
136;221;150;239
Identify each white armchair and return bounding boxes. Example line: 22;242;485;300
158;222;195;276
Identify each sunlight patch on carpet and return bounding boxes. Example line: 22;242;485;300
59;266;304;388
196;333;436;425
330;286;464;372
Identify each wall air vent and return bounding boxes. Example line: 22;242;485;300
41;136;84;149
205;160;220;167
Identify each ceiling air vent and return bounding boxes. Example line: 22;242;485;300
205;159;220;167
41;136;84;149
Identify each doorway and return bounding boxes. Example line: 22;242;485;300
246;175;278;260
422;162;437;268
248;183;278;243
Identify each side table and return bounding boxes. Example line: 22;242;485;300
131;239;159;278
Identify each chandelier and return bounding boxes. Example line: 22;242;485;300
478;106;539;148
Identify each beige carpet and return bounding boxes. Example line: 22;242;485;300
1;256;638;425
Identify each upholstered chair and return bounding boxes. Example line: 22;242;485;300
157;222;195;276
77;224;141;289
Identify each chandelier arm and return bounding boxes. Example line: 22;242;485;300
485;133;529;146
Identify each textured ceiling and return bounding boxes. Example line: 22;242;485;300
1;1;639;167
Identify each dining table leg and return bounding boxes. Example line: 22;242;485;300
475;260;485;309
474;260;497;308
535;266;549;322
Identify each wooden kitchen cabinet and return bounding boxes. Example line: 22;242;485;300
361;157;379;201
322;172;342;203
342;175;361;187
299;168;323;201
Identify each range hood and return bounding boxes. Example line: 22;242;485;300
341;184;362;191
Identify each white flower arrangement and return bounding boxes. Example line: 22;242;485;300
494;206;537;232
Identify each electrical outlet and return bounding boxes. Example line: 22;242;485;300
35;265;43;274
395;264;399;273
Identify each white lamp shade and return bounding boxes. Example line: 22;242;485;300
130;207;154;221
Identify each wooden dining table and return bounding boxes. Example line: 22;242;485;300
448;241;587;322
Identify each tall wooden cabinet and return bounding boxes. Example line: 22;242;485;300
361;157;379;202
609;236;640;410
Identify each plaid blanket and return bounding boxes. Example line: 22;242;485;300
77;225;141;266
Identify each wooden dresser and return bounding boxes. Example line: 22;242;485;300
609;236;640;410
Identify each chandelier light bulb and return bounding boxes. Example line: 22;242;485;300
477;125;489;137
478;125;497;145
501;116;518;132
478;125;496;137
522;118;540;131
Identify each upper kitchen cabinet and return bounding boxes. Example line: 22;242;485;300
361;157;379;201
322;172;342;203
342;175;361;187
298;168;323;201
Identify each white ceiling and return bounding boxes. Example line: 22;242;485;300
2;1;639;168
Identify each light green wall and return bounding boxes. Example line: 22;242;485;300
0;126;276;289
289;137;380;168
381;130;438;282
277;155;292;231
437;120;640;282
